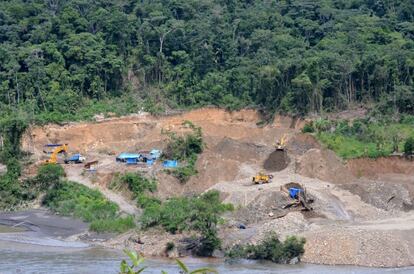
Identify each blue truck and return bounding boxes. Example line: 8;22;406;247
64;154;86;164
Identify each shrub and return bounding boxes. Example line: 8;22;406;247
404;137;414;155
302;122;315;133
43;181;118;222
162;121;204;183
117;172;157;197
169;154;198;183
226;233;306;263
34;164;65;190
166;242;175;252
90;216;136;233
140;190;233;256
162;121;204;160
43;181;135;233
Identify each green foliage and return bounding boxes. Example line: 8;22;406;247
0;116;28;161
140;190;233;256
31;164;65;190
163;121;204;183
111;172;159;208
175;258;218;274
43;181;135;233
404;137;414;155
117;172;157;197
226;233;306;263
120;249;147;274
302;122;315;133
166;242;175;252
315;118;414;159
0;155;35;210
43;181;118;221
90;216;135;233
0;0;413;120
119;249;217;274
169;154;198;183
162;121;203;160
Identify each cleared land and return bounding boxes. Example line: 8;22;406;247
21;108;414;267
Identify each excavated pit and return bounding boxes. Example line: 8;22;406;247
263;150;289;171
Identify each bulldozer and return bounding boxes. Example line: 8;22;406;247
275;134;287;151
252;172;274;184
44;144;68;164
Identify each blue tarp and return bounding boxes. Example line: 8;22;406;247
146;159;154;165
126;158;138;164
163;160;178;168
289;187;302;199
150;149;161;159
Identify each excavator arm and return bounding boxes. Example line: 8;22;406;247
45;144;68;164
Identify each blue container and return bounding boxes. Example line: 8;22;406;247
163;160;178;168
289;187;302;199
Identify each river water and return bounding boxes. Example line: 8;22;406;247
0;210;413;274
1;240;414;274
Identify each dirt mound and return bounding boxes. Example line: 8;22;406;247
184;138;270;193
232;190;291;224
296;148;354;184
287;133;321;155
263;150;289;171
340;181;413;212
347;156;414;178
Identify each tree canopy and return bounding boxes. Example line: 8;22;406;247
0;0;413;119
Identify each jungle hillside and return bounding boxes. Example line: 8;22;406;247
0;0;413;123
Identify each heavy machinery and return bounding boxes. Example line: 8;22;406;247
252;172;274;184
275;134;287;151
281;182;313;211
44;144;68;164
64;153;86;164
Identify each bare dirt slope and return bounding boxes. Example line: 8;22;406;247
21;108;414;267
22;108;302;196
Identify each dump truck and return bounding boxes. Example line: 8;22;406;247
252;172;274;184
64;153;86;164
44;144;68;164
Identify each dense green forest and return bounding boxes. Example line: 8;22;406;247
0;0;413;122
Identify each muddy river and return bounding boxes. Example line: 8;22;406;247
2;240;414;274
1;210;414;274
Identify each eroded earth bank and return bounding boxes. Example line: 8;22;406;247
20;108;414;267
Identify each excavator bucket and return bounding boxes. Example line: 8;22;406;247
275;134;287;151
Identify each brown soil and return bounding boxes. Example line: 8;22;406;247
19;108;414;267
296;148;355;184
347;156;414;178
287;133;320;155
263;150;289;171
22;108;298;198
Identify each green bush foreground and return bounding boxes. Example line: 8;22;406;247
226;233;306;263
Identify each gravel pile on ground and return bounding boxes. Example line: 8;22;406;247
251;212;309;243
264;150;289;171
232;191;291;224
340;180;413;212
302;228;414;267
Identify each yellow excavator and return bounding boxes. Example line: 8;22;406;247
252;172;274;184
44;144;68;164
275;134;287;151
